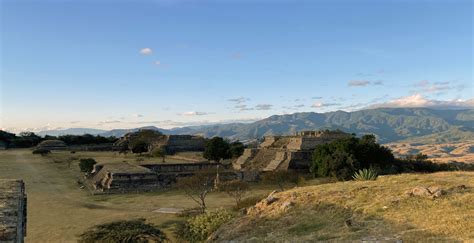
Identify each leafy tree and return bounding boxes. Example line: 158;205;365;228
229;141;245;158
262;170;299;191
152;146;167;163
204;137;231;163
311;134;394;180
79;158;97;173
79;219;167;243
176;171;216;213
219;180;249;205
130;140;149;155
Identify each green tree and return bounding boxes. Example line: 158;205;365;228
152;146;167;163
79;158;97;173
130;140;149;155
311;134;394;181
229;141;245;158
204;137;231;163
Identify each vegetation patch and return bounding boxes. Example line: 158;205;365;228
79;218;167;243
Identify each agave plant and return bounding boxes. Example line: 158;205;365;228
353;167;378;181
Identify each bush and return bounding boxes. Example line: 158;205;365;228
79;218;167;243
79;158;97;173
353;167;378;181
311;135;394;181
32;148;51;156
175;209;233;242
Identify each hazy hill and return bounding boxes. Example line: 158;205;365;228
37;128;107;136
35;108;474;144
169;108;474;143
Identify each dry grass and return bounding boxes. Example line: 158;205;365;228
212;172;474;242
386;140;474;163
0;149;272;243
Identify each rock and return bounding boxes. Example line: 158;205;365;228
265;196;278;205
409;186;432;197
265;190;279;205
406;185;445;199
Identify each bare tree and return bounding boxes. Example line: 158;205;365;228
220;180;249;205
176;171;216;213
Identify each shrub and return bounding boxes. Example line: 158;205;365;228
175;209;233;242
32;148;51;156
353;167;378;181
311;134;394;181
79;158;97;173
79;218;167;243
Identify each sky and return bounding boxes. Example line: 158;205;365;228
1;0;473;133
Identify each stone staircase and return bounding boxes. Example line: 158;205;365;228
264;151;288;171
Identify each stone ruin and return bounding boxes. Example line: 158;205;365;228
0;179;27;243
114;130;206;154
36;139;67;151
88;162;239;193
234;130;350;171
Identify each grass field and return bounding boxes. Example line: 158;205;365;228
213;171;474;242
0;149;273;242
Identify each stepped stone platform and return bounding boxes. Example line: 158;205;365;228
0;180;27;243
234;130;350;172
88;162;240;193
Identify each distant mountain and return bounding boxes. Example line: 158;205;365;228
35;108;474;144
166;108;474;143
99;126;171;138
37;128;107;136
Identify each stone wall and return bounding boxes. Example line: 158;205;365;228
0;180;27;243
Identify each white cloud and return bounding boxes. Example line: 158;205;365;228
140;48;153;55
369;94;474;109
255;104;273;110
98;120;121;125
180;111;209;116
348;80;371;87
132;114;144;118
235;104;253;111
228;97;249;104
311;102;340;108
154;61;161;66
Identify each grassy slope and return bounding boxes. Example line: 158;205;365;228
212;172;474;242
0;149;270;242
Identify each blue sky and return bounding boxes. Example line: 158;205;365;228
1;0;472;132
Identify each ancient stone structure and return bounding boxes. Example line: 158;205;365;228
0;180;27;243
36;139;67;150
90;162;160;192
113;129;206;154
234;130;350;171
89;162;238;193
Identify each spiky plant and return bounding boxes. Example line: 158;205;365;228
352;167;378;181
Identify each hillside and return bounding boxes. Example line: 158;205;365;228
170;108;474;143
34;108;474;144
211;172;474;242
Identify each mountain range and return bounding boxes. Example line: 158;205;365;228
36;108;474;144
